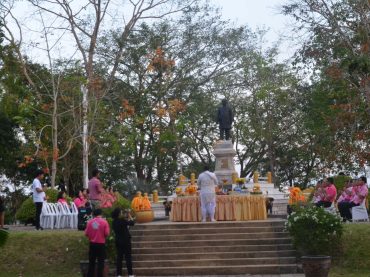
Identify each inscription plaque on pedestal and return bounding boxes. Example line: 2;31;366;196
213;140;238;184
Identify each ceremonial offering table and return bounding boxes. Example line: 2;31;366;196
170;194;267;222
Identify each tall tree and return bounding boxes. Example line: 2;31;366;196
282;0;370;170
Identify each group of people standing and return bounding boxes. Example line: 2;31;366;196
313;176;368;222
31;168;135;277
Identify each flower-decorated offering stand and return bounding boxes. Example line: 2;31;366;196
170;194;267;222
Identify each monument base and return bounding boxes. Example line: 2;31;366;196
213;140;238;184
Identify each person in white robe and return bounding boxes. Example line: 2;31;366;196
197;165;218;222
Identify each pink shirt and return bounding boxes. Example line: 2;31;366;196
88;177;103;200
74;197;86;208
85;217;110;244
351;184;368;205
337;187;352;203
324;184;337;202
58;198;68;205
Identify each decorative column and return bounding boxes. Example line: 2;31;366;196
253;171;259;183
267;172;273;183
213;140;238;184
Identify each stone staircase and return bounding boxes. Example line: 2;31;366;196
116;220;300;276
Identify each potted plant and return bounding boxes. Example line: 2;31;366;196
285;205;343;277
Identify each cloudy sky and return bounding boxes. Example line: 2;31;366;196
213;0;294;59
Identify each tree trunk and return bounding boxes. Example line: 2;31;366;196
51;105;58;188
81;85;89;188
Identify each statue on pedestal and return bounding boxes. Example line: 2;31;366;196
217;99;234;140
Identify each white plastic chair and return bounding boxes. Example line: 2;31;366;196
40;203;54;229
55;203;69;228
49;203;59;229
61;203;75;229
352;199;369;222
70;202;79;229
324;201;337;215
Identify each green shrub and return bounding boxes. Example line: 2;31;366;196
15;198;35;223
285;205;343;256
0;229;9;248
45;189;59;202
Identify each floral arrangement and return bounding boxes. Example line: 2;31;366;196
289;187;306;205
285;205;343;255
250;183;262;195
185;184;197;195
236;178;246;185
175;187;182;195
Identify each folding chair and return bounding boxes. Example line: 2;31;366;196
352;199;369;222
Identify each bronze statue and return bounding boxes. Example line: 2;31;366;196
217;99;233;140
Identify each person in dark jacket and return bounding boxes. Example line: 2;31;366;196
111;208;135;277
217;99;234;140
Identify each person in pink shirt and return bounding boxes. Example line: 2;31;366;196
337;180;353;203
74;189;88;208
315;177;337;208
85;208;110;277
57;191;69;206
338;176;368;222
100;187;116;208
88;169;103;210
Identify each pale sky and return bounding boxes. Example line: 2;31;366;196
213;0;294;59
8;0;294;62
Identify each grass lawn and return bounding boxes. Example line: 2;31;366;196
0;230;87;277
0;223;369;276
330;223;370;277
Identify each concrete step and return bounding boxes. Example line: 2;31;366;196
131;226;285;236
133;232;289;241
132;244;294;254
130;257;297;268
133;250;297;260
132;220;285;230
124;219;299;276
117;264;299;276
133;238;292;248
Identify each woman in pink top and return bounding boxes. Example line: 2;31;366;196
74;189;88;208
338;176;368;222
337;180;353;203
315;177;337;208
57;191;68;205
100;187;114;208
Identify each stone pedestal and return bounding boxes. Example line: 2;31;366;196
213;140;238;184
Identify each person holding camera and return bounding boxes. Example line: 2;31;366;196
111;208;135;277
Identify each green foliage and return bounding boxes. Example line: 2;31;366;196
334;175;351;194
0;111;20;173
15;198;35;223
285;205;343;256
45;189;59;202
0;229;9;248
282;0;370;170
